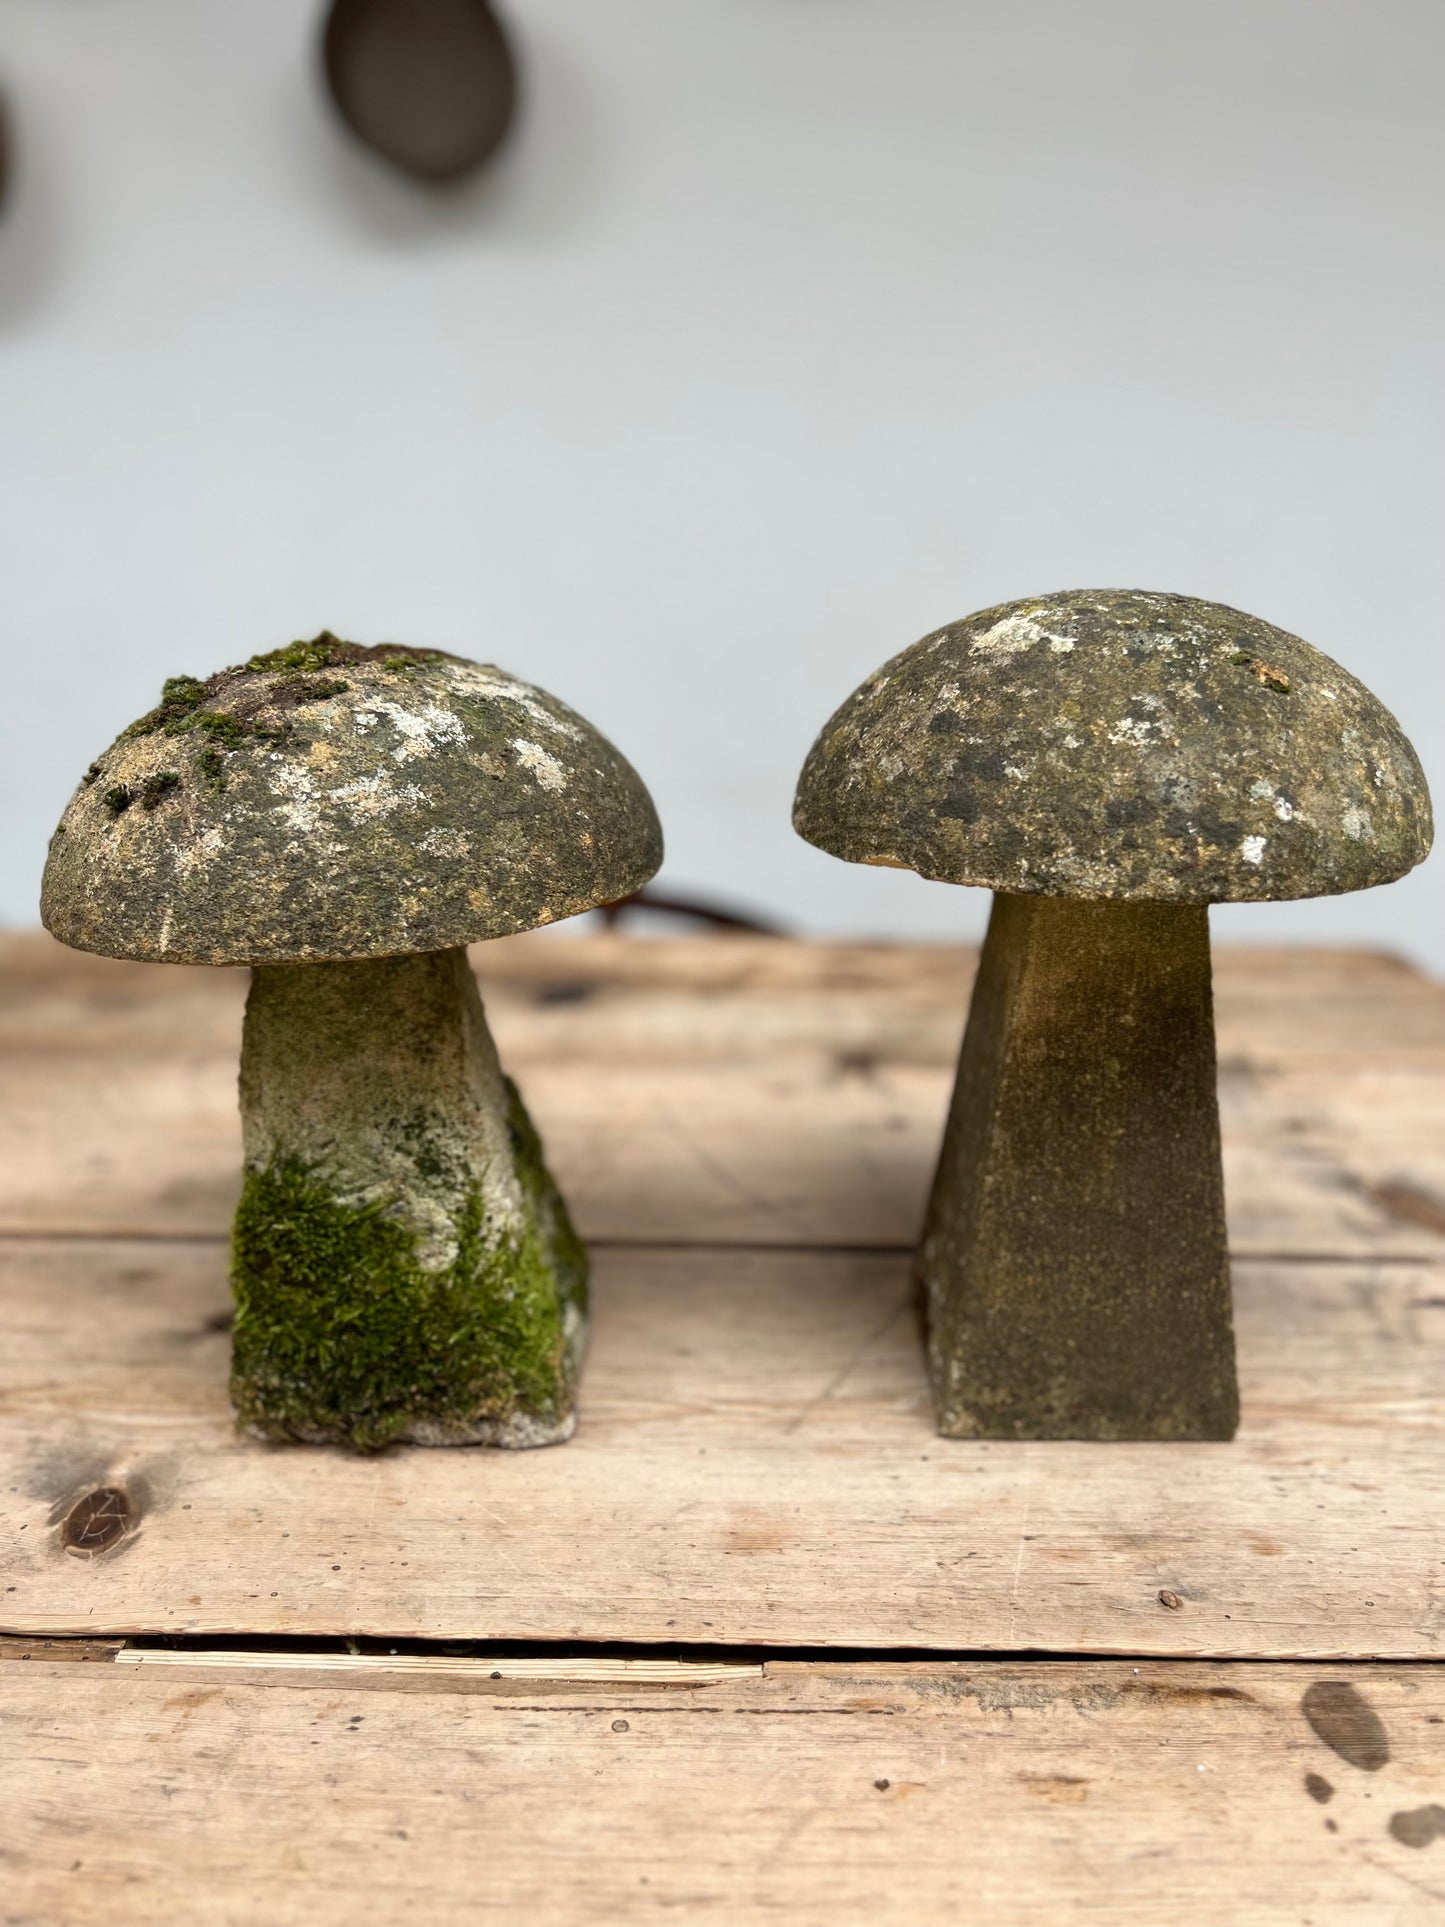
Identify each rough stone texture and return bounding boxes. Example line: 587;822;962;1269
794;589;1432;902
921;894;1238;1441
41;636;663;964
231;946;587;1449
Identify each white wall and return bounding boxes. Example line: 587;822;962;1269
3;0;1441;964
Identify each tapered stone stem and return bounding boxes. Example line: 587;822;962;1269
230;947;587;1449
920;894;1238;1440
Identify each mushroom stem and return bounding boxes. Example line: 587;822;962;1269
920;894;1238;1440
230;946;587;1449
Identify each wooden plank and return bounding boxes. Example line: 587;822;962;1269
0;1634;120;1663
3;1656;1444;1923
7;928;1441;1051
3;1238;1442;1655
113;1649;763;1683
1;932;1442;1254
0;1048;1438;1255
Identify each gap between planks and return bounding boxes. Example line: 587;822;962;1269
7;1631;1445;1683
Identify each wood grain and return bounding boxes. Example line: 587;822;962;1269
1;932;1442;1255
114;1649;764;1684
2;1236;1441;1654
3;935;1444;1922
3;1655;1443;1924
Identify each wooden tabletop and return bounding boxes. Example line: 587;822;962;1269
3;932;1444;1921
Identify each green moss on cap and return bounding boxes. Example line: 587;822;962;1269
42;633;664;963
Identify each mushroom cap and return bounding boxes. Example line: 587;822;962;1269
793;589;1432;903
42;636;663;964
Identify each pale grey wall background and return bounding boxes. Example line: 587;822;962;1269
2;0;1441;963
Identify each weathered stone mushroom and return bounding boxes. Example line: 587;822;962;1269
42;634;661;1449
794;589;1433;1440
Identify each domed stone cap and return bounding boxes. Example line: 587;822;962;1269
794;589;1433;903
42;635;663;964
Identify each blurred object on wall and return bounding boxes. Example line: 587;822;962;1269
322;0;517;183
0;90;11;219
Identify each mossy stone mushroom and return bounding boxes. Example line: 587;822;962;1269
42;634;662;1449
794;589;1433;1441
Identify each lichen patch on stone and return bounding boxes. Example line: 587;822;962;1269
971;613;1047;655
512;739;568;792
364;698;467;761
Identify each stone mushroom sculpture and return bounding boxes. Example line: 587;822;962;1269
42;634;662;1449
793;589;1433;1441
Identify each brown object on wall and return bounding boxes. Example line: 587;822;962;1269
322;0;517;183
598;887;785;935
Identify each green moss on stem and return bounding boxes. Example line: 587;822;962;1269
504;1074;588;1325
230;1154;579;1451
